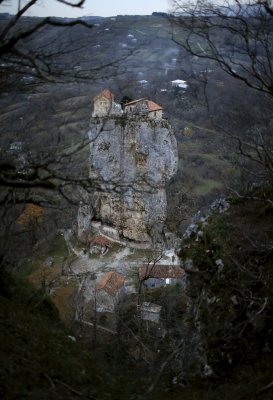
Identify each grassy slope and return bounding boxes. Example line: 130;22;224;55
0;275;105;400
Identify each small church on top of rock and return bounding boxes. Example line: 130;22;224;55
92;89;163;120
124;98;163;119
92;89;122;117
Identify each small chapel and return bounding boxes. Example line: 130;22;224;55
92;89;122;117
92;89;163;120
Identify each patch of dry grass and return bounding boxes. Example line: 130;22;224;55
51;286;77;323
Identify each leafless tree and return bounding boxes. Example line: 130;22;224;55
0;0;134;85
0;1;91;80
170;0;273;96
0;1;126;269
169;0;273;185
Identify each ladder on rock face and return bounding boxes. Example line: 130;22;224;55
136;304;141;319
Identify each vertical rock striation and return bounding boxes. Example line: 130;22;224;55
77;90;178;246
87;114;178;246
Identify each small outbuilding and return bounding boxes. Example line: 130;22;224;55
171;79;188;89
141;302;162;323
90;235;113;255
138;79;149;86
96;271;125;312
139;264;185;289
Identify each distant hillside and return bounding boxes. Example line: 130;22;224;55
0;13;258;231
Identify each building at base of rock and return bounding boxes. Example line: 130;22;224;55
96;271;125;312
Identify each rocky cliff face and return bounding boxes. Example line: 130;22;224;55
85;115;178;245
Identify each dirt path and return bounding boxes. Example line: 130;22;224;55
63;229;148;277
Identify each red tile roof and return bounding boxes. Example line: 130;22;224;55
101;89;114;99
97;271;125;296
139;264;184;280
147;100;163;112
124;98;163;112
90;235;112;247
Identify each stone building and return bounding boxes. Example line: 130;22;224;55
124;98;163;119
141;302;162;323
89;235;113;255
96;271;125;312
92;91;163;120
139;264;185;289
92;89;122;117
